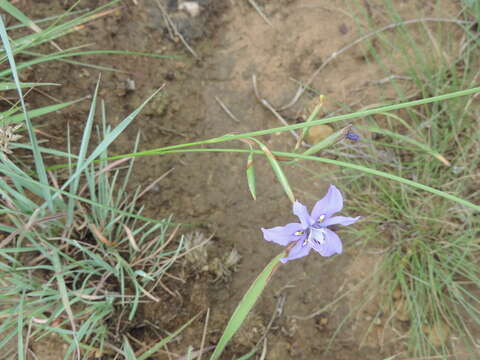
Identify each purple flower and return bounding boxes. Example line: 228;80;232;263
261;185;360;263
346;130;360;141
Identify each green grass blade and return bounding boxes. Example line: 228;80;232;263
50;250;80;360
236;350;258;360
209;252;284;360
0;50;174;78
141;147;480;212
123;337;137;360
252;139;295;203
246;152;256;200
17;291;25;360
48;86;480;172
95;86;480;158
0;14;52;210
137;312;201;360
0;1;38;31
295;97;324;150
0;1;121;56
357;125;451;165
302;126;349;156
0;82;58;90
5;9;89;31
4;98;84;125
67;78;100;225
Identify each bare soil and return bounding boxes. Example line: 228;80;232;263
7;0;466;359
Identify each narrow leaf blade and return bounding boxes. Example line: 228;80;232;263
260;143;295;203
246;152;256;200
209;252;284;360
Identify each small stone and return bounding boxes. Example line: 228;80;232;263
305;125;333;144
428;321;449;347
179;1;201;17
392;287;402;300
339;23;349;35
394;299;409;322
125;78;136;91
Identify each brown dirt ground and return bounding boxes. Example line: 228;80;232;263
4;0;468;359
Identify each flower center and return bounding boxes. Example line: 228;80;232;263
302;224;326;247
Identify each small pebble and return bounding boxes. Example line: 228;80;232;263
427;321;449;347
339;23;349;35
305;125;333;144
125;78;136;91
392;287;402;300
179;1;201;17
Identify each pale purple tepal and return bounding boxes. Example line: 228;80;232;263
261;185;360;263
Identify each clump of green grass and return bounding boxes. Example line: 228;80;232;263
328;0;480;357
0;7;193;359
0;82;184;358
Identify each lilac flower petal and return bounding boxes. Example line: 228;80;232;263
346;131;360;141
293;201;312;228
311;185;344;221
318;228;343;257
322;216;361;227
280;241;311;263
261;222;305;246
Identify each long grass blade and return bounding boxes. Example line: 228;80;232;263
358;125;451;166
137;312;201;360
250;139;295;203
0;82;58;90
50;250;80;360
4;98;84;125
0;50;175;78
66;78;100;225
302;125;350;156
246;152;256;200
209;252;284;360
0;15;52;210
145;147;480;212
0;1;41;32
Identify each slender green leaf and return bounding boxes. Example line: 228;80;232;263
358;125;451;166
0;15;52;210
123;337;137;360
17;291;24;360
0;50;175;78
0;82;58;90
209;252;284;360
50;250;80;359
67;78;100;225
0;1;38;30
295;95;324;150
5;9;89;31
236;348;258;360
0;1;121;57
3;98;84;125
137;312;201;360
48;86;480;173
246;152;256;200
144;147;480;212
302;125;350;156
250;139;295;203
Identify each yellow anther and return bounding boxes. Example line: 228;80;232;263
294;231;304;236
318;214;325;222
